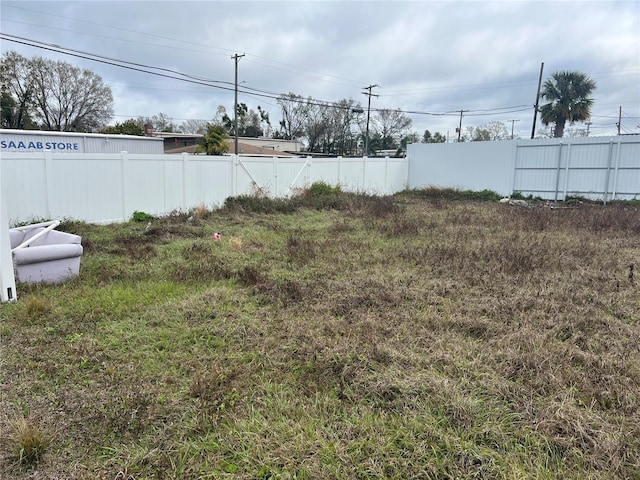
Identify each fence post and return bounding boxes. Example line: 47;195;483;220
232;154;238;197
611;139;622;200
510;140;519;196
562;143;572;201
182;153;188;210
162;154;167;212
554;143;563;202
603;140;614;205
273;156;279;197
404;151;410;191
384;156;389;194
44;150;54;219
362;156;367;192
120;151;128;222
0;157;17;302
120;151;127;222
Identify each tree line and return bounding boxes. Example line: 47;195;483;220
1;51;596;153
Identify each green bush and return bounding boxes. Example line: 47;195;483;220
223;195;297;214
131;211;156;222
305;181;342;197
399;187;501;202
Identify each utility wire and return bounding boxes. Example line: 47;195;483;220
2;4;368;88
0;32;582;123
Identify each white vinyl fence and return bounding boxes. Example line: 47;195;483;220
0;152;407;224
3;136;639;226
407;136;640;202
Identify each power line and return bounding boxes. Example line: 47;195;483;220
5;31;625;135
0;33;240;92
2;4;368;89
3;32;542;121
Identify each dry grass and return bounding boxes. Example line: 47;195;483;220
3;416;51;466
1;191;639;479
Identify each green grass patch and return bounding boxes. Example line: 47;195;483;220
1;192;639;479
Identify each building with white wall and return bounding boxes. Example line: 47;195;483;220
0;129;164;154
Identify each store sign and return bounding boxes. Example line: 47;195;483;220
1;140;80;151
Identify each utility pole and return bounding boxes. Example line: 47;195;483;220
509;119;520;140
617;106;622;135
585;122;592;136
456;109;468;142
362;84;379;156
231;53;245;155
531;62;544;139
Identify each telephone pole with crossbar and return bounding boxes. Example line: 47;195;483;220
362;84;379;156
231;53;245;154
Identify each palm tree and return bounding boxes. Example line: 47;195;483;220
539;71;596;138
195;124;229;155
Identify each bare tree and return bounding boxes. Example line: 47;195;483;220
485;121;509;140
303;101;331;152
463;121;509;142
180;118;208;134
277;93;308;140
318;99;362;155
29;56;113;131
0;52;36;129
372;109;412;150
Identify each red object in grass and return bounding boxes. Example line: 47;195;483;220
213;233;221;240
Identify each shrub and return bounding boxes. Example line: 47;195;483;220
399;186;501;202
294;182;347;210
305;181;342;197
131;211;155;222
223;195;297;214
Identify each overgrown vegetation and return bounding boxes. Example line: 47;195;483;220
402;186;503;202
1;186;639;479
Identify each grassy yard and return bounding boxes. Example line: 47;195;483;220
1;188;639;479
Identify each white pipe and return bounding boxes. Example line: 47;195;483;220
11;220;61;252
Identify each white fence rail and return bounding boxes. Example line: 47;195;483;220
1;152;407;224
407;136;640;202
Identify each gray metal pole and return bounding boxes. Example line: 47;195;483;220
531;62;544;139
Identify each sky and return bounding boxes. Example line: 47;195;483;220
1;0;639;140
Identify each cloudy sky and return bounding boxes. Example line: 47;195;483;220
1;0;639;139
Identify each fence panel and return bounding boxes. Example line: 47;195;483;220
407;141;517;195
184;155;234;209
409;136;639;201
1;153;49;222
613;141;640;199
1;152;406;224
514;137;640;201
